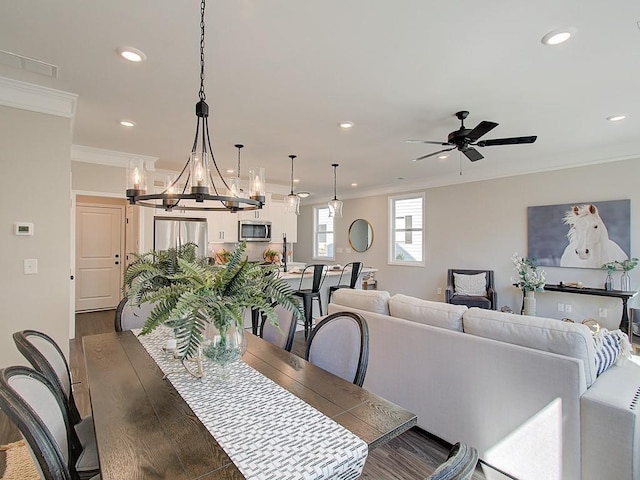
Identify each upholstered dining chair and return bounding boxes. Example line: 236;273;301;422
259;304;297;352
293;264;328;339
12;329;97;474
305;311;369;387
328;261;363;303
0;366;101;480
445;269;497;310
427;442;479;480
114;297;155;332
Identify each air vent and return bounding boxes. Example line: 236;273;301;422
0;50;58;78
630;386;640;410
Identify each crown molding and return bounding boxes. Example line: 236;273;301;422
0;76;77;118
72;145;158;170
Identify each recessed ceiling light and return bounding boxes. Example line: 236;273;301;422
541;27;576;46
119;120;135;127
293;179;300;183
438;155;448;160
351;183;358;187
606;114;627;122
116;46;147;63
226;169;235;174
297;191;310;198
338;121;354;129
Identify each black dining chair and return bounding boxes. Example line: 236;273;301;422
328;261;363;303
259;304;298;352
427;442;479;480
293;264;328;339
305;311;369;387
0;366;101;480
114;297;156;332
13;329;98;478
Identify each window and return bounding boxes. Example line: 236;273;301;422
314;206;334;259
389;193;424;266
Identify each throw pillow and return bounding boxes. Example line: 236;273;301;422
453;272;486;296
593;329;632;376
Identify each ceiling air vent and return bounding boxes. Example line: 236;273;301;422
0;50;58;78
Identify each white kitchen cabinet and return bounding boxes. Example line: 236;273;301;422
269;201;297;243
207;210;238;243
238;193;271;221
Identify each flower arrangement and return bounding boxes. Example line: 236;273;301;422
602;258;639;272
512;253;546;292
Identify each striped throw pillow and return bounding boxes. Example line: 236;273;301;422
594;331;620;376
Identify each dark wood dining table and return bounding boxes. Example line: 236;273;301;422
83;331;417;479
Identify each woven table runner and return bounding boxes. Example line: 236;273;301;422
134;328;368;480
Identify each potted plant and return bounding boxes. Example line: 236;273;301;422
124;242;303;362
512;253;546;315
614;257;638;291
263;248;280;264
601;261;618;290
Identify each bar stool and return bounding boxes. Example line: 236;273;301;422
293;264;327;339
328;262;363;303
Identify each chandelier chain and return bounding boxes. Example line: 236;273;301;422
198;0;206;102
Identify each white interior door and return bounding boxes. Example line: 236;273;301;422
75;204;124;311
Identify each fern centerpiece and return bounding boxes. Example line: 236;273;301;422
124;242;303;363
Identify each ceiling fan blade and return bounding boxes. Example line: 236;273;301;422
405;140;451;146
476;136;537;147
462;147;484;162
466;121;498;141
413;147;456;162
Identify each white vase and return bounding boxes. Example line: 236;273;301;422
523;290;536;316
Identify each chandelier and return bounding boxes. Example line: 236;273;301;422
328;163;343;218
284;155;300;215
125;0;264;212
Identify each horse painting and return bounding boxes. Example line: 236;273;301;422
560;204;628;268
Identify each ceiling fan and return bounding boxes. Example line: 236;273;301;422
406;110;537;162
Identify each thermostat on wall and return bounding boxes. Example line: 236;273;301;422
14;222;34;236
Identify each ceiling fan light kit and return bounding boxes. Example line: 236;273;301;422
408;110;537;163
125;0;264;212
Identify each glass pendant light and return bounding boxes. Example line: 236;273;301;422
284;155;300;215
328;163;343;218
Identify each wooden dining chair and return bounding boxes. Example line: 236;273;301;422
427;442;479;480
259;304;297;352
305;311;369;386
328;261;363;303
13;329;98;477
0;366;101;480
114;297;155;332
293;264;328;339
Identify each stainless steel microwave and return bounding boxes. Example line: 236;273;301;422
238;220;272;242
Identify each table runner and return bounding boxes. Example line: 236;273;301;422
134;328;368;480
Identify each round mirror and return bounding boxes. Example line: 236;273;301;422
348;219;374;252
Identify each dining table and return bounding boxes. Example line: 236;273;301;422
83;329;417;479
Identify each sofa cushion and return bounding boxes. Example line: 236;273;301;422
389;294;466;332
331;289;390;315
454;272;486;296
463;307;597;387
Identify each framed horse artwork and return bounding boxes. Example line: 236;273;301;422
527;199;631;269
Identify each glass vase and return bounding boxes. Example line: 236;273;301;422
523;290;536;316
620;271;631;291
604;273;613;291
202;320;247;378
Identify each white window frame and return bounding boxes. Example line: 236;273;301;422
313;205;335;261
388;192;425;267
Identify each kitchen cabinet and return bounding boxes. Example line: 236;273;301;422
269;201;297;243
238;193;271;221
206;210;238;243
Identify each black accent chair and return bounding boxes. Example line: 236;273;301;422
0;366;101;480
305;311;369;387
328;262;364;303
445;269;497;310
293;264;328;339
427;442;479;480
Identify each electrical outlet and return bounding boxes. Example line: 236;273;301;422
599;308;608;318
557;303;564;312
437;288;442;295
565;304;572;313
23;259;37;274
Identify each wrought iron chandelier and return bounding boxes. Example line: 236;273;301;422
328;163;343;218
284;155;300;215
125;0;264;212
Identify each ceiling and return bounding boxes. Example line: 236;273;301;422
1;1;639;201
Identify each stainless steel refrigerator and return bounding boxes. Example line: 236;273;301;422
153;216;208;258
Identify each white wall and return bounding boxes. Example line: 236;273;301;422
298;158;640;330
0;105;72;366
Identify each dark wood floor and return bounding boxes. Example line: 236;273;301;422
0;311;489;479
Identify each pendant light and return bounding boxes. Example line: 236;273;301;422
125;0;263;212
284;155;300;215
328;163;343;218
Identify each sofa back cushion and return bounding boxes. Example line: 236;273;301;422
463;308;597;387
389;294;467;332
331;289;391;315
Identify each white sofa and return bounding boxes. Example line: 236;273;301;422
328;289;640;480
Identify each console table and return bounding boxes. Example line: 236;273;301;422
543;283;637;340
